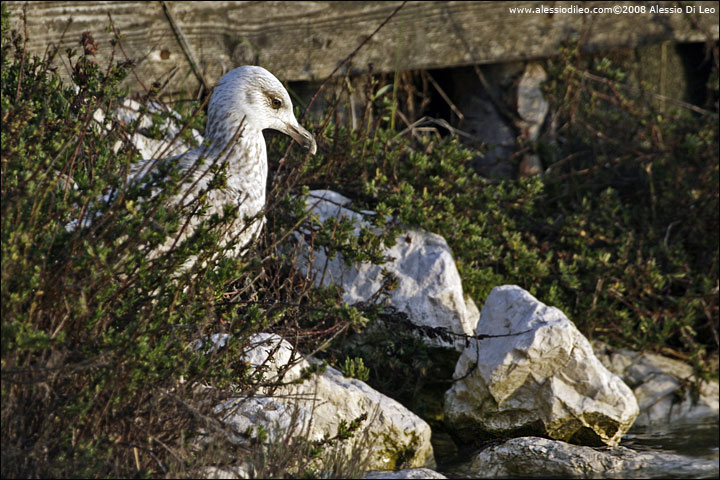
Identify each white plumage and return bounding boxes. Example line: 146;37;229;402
127;65;317;257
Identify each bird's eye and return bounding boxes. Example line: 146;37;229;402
271;97;282;109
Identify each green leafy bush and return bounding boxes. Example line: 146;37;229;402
282;40;718;390
1;8;375;478
538;42;718;365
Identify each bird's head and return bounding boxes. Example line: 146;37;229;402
207;65;316;154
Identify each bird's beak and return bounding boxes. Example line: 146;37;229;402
285;122;317;155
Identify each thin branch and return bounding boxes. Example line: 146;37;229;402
15;4;28;102
421;70;464;122
577;68;718;118
161;1;210;93
275;0;408;175
107;13;149;93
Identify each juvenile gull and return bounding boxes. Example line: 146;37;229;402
129;65;317;257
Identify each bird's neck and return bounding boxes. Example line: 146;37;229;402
204;126;268;199
206;123;262;161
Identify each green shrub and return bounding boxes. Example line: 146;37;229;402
340;356;370;381
281;40;718;389
0;8;375;477
538;42;718;365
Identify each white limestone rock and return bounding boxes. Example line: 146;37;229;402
216;334;435;471
202;464;448;479
113;99;204;159
295;190;477;350
190;332;231;354
444;285;639;446
364;467;448;479
239;332;308;385
593;341;719;428
516;63;549;142
200;465;252;479
458;436;718;479
91;99;203;159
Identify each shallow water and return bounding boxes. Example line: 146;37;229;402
621;419;719;461
439;418;719;479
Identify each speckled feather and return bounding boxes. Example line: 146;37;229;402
131;66;316;256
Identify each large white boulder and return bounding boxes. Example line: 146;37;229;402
295;190;477;350
215;334;435;471
444;285;639;446
458;436;718;479
593;341;719;428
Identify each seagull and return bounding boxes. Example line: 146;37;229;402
110;65;317;262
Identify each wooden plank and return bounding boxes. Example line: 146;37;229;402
4;1;719;95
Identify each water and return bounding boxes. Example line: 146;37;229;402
621;419;719;461
439;419;719;478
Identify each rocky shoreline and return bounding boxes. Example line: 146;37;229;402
191;188;719;478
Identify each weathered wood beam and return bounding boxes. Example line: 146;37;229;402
4;1;719;95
